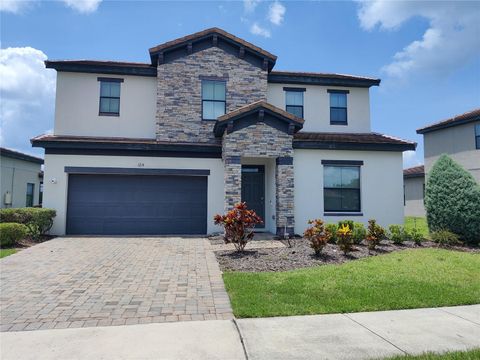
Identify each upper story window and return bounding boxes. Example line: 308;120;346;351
475;124;480;149
98;77;123;116
329;90;348;125
323;162;361;213
284;88;304;118
202;80;226;120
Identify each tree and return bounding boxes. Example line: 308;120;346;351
425;154;480;244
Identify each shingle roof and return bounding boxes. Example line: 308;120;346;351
0;147;44;164
149;27;277;62
270;70;380;83
268;70;381;87
293;132;416;151
217;100;304;124
403;165;425;178
45;60;153;68
417;108;480;134
30;134;219;147
214;101;304;137
45;60;157;77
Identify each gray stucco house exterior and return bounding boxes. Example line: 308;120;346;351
403;165;425;217
0;147;43;208
404;108;480;216
32;28;415;236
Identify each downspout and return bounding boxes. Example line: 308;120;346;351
9;167;15;208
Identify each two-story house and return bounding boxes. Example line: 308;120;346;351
404;108;480;216
32;28;415;236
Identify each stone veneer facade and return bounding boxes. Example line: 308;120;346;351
156;47;267;144
156;45;294;235
222;122;295;236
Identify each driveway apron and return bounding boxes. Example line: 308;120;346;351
0;237;233;332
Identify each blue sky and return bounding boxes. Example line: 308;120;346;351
1;0;479;167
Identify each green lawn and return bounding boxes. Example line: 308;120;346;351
405;216;429;238
223;248;480;318
382;348;480;360
0;249;16;259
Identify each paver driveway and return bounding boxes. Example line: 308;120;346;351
0;237;233;332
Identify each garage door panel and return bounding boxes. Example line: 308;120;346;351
67;174;208;235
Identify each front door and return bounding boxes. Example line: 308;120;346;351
241;165;265;226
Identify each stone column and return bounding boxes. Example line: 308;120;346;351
224;155;242;212
276;156;295;236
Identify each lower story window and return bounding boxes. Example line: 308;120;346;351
324;165;361;212
26;183;34;207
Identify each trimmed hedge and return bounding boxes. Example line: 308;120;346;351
425;154;480;245
0;208;56;239
0;223;28;247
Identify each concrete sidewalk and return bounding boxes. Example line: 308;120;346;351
1;305;479;360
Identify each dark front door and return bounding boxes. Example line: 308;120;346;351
66;174;208;235
241;165;265;224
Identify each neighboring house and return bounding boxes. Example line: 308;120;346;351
403;108;480;216
32;28;415;236
403;165;425;217
417;108;480;182
0;147;43;208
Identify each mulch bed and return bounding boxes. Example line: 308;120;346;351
14;235;55;250
213;238;479;272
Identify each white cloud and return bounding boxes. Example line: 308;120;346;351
243;0;259;13
250;22;271;38
62;0;101;14
403;150;422;168
0;47;55;155
357;1;480;79
267;1;285;26
0;0;34;13
0;0;102;14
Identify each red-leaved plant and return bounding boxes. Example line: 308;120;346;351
213;202;263;252
304;219;331;256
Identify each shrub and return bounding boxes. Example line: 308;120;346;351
338;220;354;231
388;225;407;245
431;230;461;247
366;219;385;250
0;208;56;239
336;224;353;255
304;219;332;256
325;223;338;244
425;154;480;245
352;222;367;245
408;227;423;245
0;223;28;247
213;202;263;252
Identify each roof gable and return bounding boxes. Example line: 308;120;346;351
214;101;303;137
149;28;277;71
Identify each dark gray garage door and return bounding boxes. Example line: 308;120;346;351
66;174;207;235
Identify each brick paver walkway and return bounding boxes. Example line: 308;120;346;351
0;237;233;332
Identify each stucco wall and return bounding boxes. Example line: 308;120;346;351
156;47;268;144
54;72;157;139
294;149;404;234
1;156;42;208
42;155;224;235
267;83;371;133
423;121;480;182
404;176;426;217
